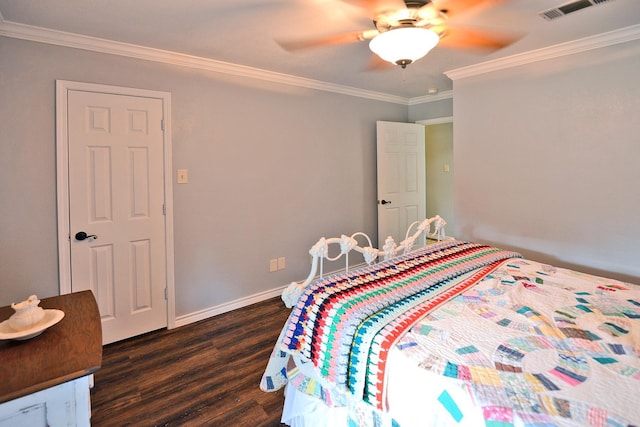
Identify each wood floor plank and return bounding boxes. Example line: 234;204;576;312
91;297;290;426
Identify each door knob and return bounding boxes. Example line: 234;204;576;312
75;232;98;241
380;200;392;205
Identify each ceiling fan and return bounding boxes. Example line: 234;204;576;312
279;0;518;69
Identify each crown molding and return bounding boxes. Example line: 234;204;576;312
416;116;453;125
0;19;409;105
446;24;640;81
3;16;639;104
408;90;453;106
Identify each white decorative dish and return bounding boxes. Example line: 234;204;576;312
0;309;65;341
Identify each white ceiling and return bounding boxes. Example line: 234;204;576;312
1;0;639;99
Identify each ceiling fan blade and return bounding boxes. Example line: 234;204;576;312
431;0;509;17
277;29;378;51
437;25;521;51
341;0;407;19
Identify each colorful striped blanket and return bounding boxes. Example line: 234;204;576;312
261;240;521;410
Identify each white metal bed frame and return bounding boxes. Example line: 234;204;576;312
282;215;447;308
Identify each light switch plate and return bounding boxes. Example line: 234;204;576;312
177;169;189;183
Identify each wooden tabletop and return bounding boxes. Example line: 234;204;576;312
0;290;102;403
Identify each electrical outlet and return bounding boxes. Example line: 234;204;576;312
269;259;278;272
277;257;286;270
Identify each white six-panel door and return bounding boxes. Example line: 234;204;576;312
67;89;168;344
376;121;426;249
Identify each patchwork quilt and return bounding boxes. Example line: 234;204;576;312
393;258;640;426
261;240;640;426
261;241;520;409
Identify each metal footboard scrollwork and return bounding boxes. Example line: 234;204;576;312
281;215;447;308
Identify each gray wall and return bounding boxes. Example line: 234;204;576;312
453;39;640;283
0;37;407;314
4;33;636;320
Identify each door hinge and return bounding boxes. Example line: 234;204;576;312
164;288;168;300
161;119;165;131
162;203;166;215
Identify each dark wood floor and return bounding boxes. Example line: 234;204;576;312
91;297;291;426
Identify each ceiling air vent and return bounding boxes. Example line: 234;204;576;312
539;0;614;21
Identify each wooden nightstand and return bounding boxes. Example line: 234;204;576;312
0;291;102;426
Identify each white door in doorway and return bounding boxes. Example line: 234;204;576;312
66;88;168;344
376;121;426;249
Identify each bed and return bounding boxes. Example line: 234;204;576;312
260;217;640;426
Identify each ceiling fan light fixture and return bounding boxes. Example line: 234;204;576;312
369;27;440;68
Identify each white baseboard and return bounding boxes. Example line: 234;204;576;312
173;285;287;328
172;262;372;328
